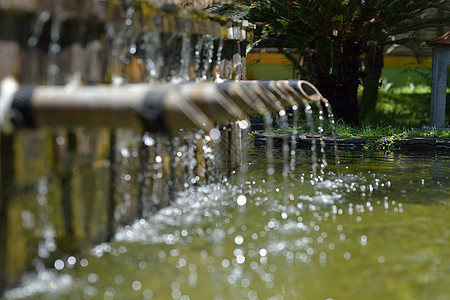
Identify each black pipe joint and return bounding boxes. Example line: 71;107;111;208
139;90;166;133
11;86;35;127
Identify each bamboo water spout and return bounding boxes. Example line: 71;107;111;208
5;80;327;133
297;80;324;103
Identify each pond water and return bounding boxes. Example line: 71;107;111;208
4;146;450;300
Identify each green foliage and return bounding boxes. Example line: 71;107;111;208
216;0;449;123
230;0;448;69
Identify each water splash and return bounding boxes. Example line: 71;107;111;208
225;58;233;80
304;104;318;180
34;179;57;260
4;269;73;300
238;120;250;175
149;134;171;212
177;31;192;82
47;14;68;85
263;112;275;178
175;13;193;83
290;105;299;173
106;24;126;86
201;35;215;81
315;101;328;181
278;110;290;179
323;99;340;176
27;11;51;48
215;38;224;82
124;1;135;27
138;132;155;218
233;42;243;80
142;30;164;81
194;36;205;81
106;1;141;86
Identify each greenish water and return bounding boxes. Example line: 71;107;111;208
4;148;450;300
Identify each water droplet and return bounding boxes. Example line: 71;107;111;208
129;44;137;54
221;259;230;268
237;195;247;206
178;258;187;267
80;258;88;267
21;210;35;229
139;261;147;269
115;275;124;284
143;136;155;147
67;256;76;266
54;259;64;270
28;36;38;47
239;120;249;129
236;254;245;264
234;235;244;245
344;252;351;260
360;235;368;246
88;273;99;283
259;248;267;257
50;43;61;54
143;289;153;299
241;278;251;288
209;128;221;141
121;148;130;158
56;136;65;145
132;280;142;291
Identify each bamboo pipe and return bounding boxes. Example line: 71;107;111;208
237;80;325;107
241;82;285;112
6;80;324;132
296;80;323;102
216;81;269;115
242;80;297;108
177;83;247;123
10;84;215;132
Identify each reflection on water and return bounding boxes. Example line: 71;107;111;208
4;148;450;300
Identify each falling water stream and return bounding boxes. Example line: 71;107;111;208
323;99;340;176
314;101;327;181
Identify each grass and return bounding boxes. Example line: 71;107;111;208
361;84;437;128
268;121;450;139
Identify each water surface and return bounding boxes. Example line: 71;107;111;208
5;148;450;300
